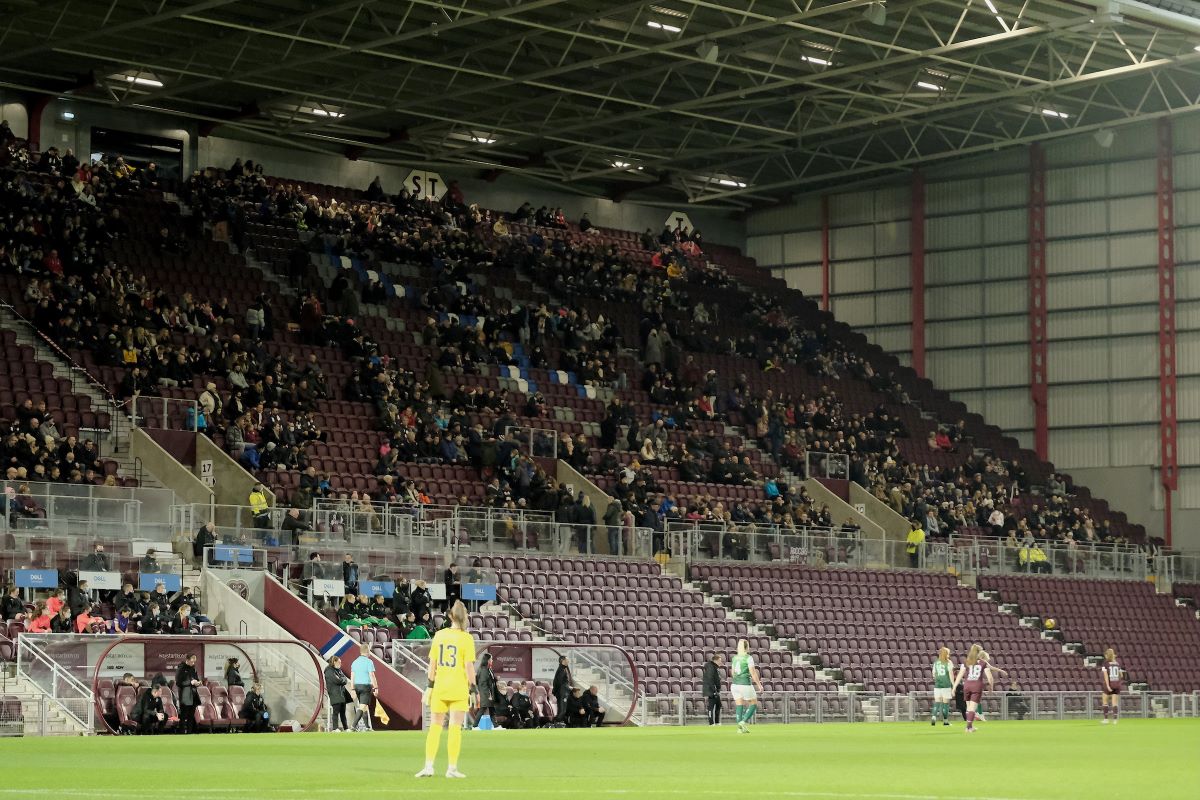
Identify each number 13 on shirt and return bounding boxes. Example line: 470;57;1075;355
437;644;458;668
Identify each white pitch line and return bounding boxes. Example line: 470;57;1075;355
0;789;1045;800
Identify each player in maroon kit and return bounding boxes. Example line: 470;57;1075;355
1100;648;1124;725
950;643;991;733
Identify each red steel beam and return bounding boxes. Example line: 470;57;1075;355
911;171;926;378
820;194;831;312
1028;144;1049;461
1157;118;1178;548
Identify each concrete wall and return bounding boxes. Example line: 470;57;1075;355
556;460;619;556
194;436;274;529
131;429;213;510
849;483;911;540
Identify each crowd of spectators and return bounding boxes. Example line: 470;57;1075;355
1;135;1137;560
2;570;213;638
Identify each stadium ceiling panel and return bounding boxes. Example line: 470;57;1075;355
2;0;1199;208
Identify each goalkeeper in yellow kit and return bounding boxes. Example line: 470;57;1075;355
416;600;476;779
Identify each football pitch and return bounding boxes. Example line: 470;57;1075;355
6;719;1199;800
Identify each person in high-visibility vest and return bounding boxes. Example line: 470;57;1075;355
248;483;270;528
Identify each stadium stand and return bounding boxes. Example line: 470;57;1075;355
692;562;1096;694
3;136;1197;733
0;148;1153;559
978;575;1200;692
483;554;829;705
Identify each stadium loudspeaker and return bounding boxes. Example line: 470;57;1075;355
1094;129;1115;148
863;2;887;26
697;41;719;63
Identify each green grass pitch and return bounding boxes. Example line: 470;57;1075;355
6;719;1198;799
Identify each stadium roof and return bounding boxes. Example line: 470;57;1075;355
2;0;1199;208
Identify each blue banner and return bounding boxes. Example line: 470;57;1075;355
461;584;497;602
361;580;395;599
15;569;58;589
212;545;254;564
139;573;182;592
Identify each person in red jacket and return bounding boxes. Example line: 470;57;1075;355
26;602;52;632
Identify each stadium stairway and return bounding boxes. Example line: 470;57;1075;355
0;305;163;490
0;669;90;736
691;562;1102;697
257;574;424;729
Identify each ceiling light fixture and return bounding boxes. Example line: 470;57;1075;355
916;81;943;91
1041;108;1069;119
123;75;164;88
613;160;631;169
802;55;831;66
862;1;886;26
471;136;497;144
647;20;683;33
309;108;345;118
717;178;747;188
61;111;75;121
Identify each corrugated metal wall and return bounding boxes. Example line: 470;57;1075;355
746;115;1200;516
747;188;913;365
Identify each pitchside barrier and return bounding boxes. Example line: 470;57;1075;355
392;639;639;726
637;690;1200;726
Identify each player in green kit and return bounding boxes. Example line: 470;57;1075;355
730;639;764;734
931;646;954;726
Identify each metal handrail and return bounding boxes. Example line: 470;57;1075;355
16;635;94;732
0;302;116;404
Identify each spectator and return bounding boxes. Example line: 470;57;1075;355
27;602;52;632
67;579;93;619
225;657;244;687
242;682;271;733
175;654;202;734
132;685;167;734
338;593;366;630
2;585;25;620
552;655;572;722
112;606;134;634
141;602;166;634
80;543;110;572
50;605;73;632
325;654;352;732
74;601;106;633
171;603;198;634
409;580;431;622
140;548;161;573
342;553;359;596
443;562;461;611
703;653;724;726
193;521;216;565
281;507;312;538
405;613;431;640
582;685;606;727
46;588;65;616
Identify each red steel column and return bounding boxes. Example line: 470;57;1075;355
820;195;831;312
25;94;51;153
911;171;926;378
1028;144;1049;461
1156;118;1178;548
